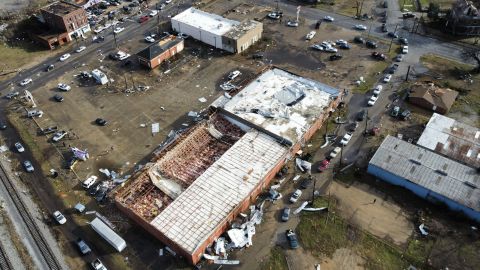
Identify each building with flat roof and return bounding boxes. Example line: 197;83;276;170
171;8;262;53
417;113;480;168
137;36;184;69
115;67;341;265
368;135;480;222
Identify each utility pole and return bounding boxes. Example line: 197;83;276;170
405;65;411;81
156;3;160;25
311;175;316;205
112;25;118;48
364;109;369;135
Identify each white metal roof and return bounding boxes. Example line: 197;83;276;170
417;113;480;168
150;130;288;254
218;68;339;144
370;135;480;212
172;7;239;36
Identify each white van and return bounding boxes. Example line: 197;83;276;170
27;110;43;118
82;175;98;189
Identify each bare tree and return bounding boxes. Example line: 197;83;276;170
463;48;480;73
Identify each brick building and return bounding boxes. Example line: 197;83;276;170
137;36;184;69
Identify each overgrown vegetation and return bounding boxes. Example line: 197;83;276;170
260;246;289;270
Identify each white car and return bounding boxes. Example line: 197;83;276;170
336;39;348;45
58;83;71;91
354;24;367;30
165;0;172;3
324;46;338;53
367;95;378;106
228;70;241;80
373;85;383;95
52;131;68;142
19;78;32;86
145;36;155;43
267;12;282;20
53;211;67;225
93;26;105;34
149;10;158;17
340;133;352;146
23;160;34;172
115;51;130;61
15;142;25;153
59;53;71;61
324;16;334;22
286;20;299;27
402;45;409;54
113;27;124;34
329;146;342;159
177;33;189;39
311;44;324;51
289;189;302;203
75;46;86;53
383;74;392;83
306;31;316;40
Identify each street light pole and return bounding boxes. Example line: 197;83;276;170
311;175;316;205
364;109;369;135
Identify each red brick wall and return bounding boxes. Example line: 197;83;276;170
41;6;87;33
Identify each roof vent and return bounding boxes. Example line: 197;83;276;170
435;170;448;176
464;181;477;189
409;159;422;165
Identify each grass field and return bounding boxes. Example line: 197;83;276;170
260;246;289;270
0;42;52;81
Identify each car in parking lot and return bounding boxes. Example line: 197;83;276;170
402;45;409;54
388;64;399;74
59;53;71;61
311;44;324;51
339;43;351;49
399;37;408;44
88;183;101;196
95;186;108;202
76;238;92;255
5;91;19;99
367;95;378;106
366;40;377;48
45;64;55;71
139;15;149;23
286;20;299;27
267;11;283;20
387;31;398;39
177;33;189;39
52;131;68;142
113;26;124;34
19;78;32;86
145;36;155;43
53;94;64;102
300;178;312;189
354;24;367;30
58;83;71;91
324;15;334;22
357;109;367;121
286;229;299;249
318;159;330;172
289;189;302;203
53;211;67;224
381;23;388;32
329;146;342;159
371;51;386;60
281;208;291;221
383;74;392;82
340;133;352;146
15;142;25;153
373;85;382;95
305;31;316;40
228;70;241;80
149;10;158;17
23;160;34;172
353;36;364;43
95;118;108;126
394;54;404;62
75;46;86;53
0;122;6;130
401;110;411;120
329;54;342;61
252;52;264;59
91;258;107;270
390;105;400;117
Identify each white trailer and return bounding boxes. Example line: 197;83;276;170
90;218;126;252
91;69;108;85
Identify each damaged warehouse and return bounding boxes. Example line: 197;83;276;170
114;67;342;265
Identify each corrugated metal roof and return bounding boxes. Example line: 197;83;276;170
417;113;480;168
150;130;288;254
171;7;239;36
370;135;480;212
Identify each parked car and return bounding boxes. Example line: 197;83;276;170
59;53;71;61
403;12;415;18
267;11;283;20
95;118;108;126
5;91;20;99
367;95;378;106
390;106;400;117
76;238;92;255
400;110;411;120
66;157;78;170
139;15;149;23
269;189;281;201
318;159;330;172
286;20;299;27
399;37;408;44
23;160;34;172
388;64;399;74
311;44;324;51
387;32;398;39
286;229;299;249
329;54;342;61
27;110;43;118
339;43;351;49
52;131;68;142
281;208;291;222
15;142;25;153
306;31;316;40
383;74;392;83
289;189;302;203
357;109;367;121
323;15;334;22
329;146;342;159
252;52;264;59
366;40;377;48
91;258;107;270
95;186;108;202
381;23;388;32
88;183;101;196
53;94;64;102
145;36;155;43
315;20;321;29
324;46;338;53
19;78;32;86
45;64;55;71
113;26;124;34
82;175;98;189
300;178;312;189
58;83;71;91
177;32;189;39
353;36;364;43
402;45;409;54
53;211;67;224
394;54;404;62
354;24;367;30
228;70;241;80
0;122;6;130
75;46;86;53
371;51;386;60
149;10;158;17
373;85;383;95
340;133;352;146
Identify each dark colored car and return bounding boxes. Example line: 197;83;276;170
353;36;364;43
387;32;398;38
315;20;322;29
371;51;386;60
400;110;411;120
300;178;312;189
329;54;342;61
45;64;55;72
399;37;408;44
286;229;299;249
95;187;108;202
357;109;367;121
53;94;64;102
388;64;399;74
383;1;388;8
366;40;377;48
381;23;388;32
252;52;264;59
403;12;415;19
88;183;101;196
95;118;108;126
0;122;6;130
339;43;351;49
139;16;149;23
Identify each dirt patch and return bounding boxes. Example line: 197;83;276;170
321;248;365;270
329;181;413;246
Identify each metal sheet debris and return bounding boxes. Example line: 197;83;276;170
294;201;309;214
213;259;240;265
198;97;207;103
0;145;8;153
303;207;328;212
293;175;301;182
152;123;160;135
419;224;429;236
296;158;311;172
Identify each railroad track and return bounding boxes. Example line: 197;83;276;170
0;163;62;270
0;243;13;270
